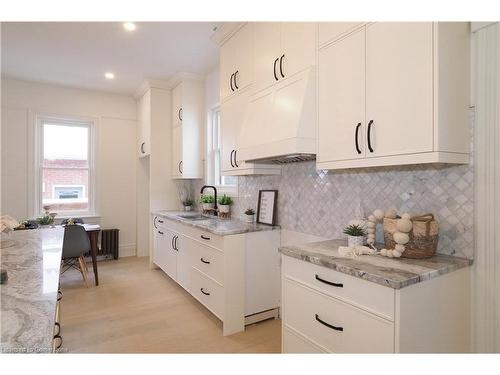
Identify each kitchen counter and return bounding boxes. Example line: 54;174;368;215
152;210;280;236
279;239;472;289
1;227;63;353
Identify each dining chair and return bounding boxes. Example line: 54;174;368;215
61;224;91;287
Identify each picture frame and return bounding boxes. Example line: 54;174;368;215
256;190;278;226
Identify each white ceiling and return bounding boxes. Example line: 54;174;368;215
1;22;219;95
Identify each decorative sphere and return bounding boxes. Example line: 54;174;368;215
367;233;375;240
385;209;397;219
380;249;387;256
392;250;402;257
368;215;376;222
386;250;394;258
394;232;410;245
395;244;405;252
402;213;411;220
396;218;413;233
373;209;385;221
367;221;376;229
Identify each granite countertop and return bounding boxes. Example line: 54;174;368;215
279;239;472;289
152;210;280;236
1;227;64;353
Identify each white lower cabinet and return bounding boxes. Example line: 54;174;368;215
281;255;471;353
152;215;281;336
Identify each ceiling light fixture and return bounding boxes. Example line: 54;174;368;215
123;22;136;31
104;72;115;80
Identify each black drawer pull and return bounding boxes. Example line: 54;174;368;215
200;288;210;296
355;123;362;154
230;73;234;91
54;334;63;349
367;120;374;153
273;58;279;81
315;314;343;332
200;258;210;264
315;274;343;288
234;70;239;89
230;150;235;168
201;235;210;240
57;290;63;301
279;54;285;78
158;219;164;224
158;231;164;235
140;142;145;154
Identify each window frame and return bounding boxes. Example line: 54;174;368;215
34;114;97;218
205;105;237;196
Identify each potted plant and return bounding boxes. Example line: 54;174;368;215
343;224;366;247
218;194;233;214
182;199;194;211
245;208;255;223
199;194;215;211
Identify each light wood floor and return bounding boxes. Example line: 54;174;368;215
59;256;282;353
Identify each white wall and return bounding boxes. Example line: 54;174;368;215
1;77;138;257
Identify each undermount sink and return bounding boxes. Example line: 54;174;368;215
176;213;211;221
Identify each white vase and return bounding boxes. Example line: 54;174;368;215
219;205;230;214
245;214;255;223
347;235;364;247
202;203;214;211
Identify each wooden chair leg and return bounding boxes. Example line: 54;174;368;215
78;256;89;288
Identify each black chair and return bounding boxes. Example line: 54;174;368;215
61;225;91;287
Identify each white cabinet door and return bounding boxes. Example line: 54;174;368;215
253;22;281;92
220;32;237;101
172;84;182;128
318;27;366;163
365;22;433;158
138;90;151;158
154;228;177;281
238;88;274;151
172;125;183;178
318;22;364;46
280;22;316;79
175;235;191;291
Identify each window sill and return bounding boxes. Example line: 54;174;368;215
54;214;101;221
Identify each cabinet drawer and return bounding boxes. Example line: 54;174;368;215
190;267;224;319
283;279;394;353
283;255;394;320
153;216;167;229
283;327;327;353
192;241;224;285
162;217;224;250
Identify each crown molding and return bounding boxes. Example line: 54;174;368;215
134;73;204;98
210;22;246;46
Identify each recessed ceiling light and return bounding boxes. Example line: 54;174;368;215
123;22;136;31
104;72;115;80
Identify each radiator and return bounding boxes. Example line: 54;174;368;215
99;229;120;260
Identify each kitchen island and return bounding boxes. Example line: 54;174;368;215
1;227;63;353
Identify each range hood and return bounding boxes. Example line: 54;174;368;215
237;68;316;164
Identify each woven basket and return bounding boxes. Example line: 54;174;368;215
383;214;439;259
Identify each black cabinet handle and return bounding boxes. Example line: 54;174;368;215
57;290;63;301
273;58;279;81
355;123;362;155
230;73;234;91
158;219;164;224
201;235;210;240
279;54;285;78
171;235;174;249
233;150;239;168
54;322;61;336
140;142;145;154
315;314;343;332
200;288;210;296
367;120;374;153
153;216;158;229
158;231;164;235
234;70;239;89
200;257;210;264
178;108;183;121
315;274;343;288
230;150;235;168
174;236;178;251
54;334;63;350
179;161;183;174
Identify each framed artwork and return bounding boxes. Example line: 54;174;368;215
257;190;278;226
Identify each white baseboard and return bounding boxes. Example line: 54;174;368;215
119;243;136;258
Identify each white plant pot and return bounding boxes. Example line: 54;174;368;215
202;203;214;211
219;205;230;214
245;214;255;223
347;235;364;247
183;205;192;212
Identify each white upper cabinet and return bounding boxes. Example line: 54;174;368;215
137;89;151;158
220;86;281;176
171;77;204;179
317;22;470;170
318;22;364;47
254;22;316;92
220;23;254;102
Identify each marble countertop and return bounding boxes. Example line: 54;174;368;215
1;227;63;353
152;210;280;236
279;239;472;289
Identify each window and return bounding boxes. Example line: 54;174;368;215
36;116;95;216
206;107;237;192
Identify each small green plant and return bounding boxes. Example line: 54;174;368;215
343;224;366;237
245;208;255;215
199;194;215;204
182;199;194;206
218;194;233;206
37;214;55;226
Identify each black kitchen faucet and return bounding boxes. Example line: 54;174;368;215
200;185;218;215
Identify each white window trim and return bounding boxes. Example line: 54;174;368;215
33;113;97;217
205;105;238;197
